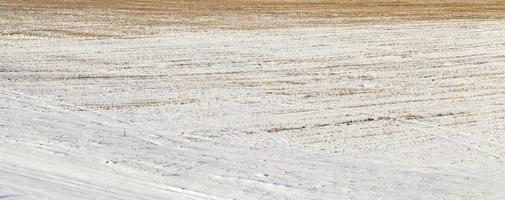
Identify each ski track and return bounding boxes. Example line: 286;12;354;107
1;20;505;199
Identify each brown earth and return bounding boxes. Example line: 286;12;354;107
2;0;505;37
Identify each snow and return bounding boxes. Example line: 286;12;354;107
1;20;505;199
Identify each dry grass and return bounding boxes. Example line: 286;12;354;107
2;0;505;37
81;98;198;110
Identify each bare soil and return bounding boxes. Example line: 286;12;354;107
2;0;505;37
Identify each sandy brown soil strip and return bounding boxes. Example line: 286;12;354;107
2;0;505;37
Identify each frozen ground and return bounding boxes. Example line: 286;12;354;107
1;19;505;199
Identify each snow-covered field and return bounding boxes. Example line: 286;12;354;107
2;3;505;199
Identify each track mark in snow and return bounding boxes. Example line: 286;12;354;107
400;119;505;162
